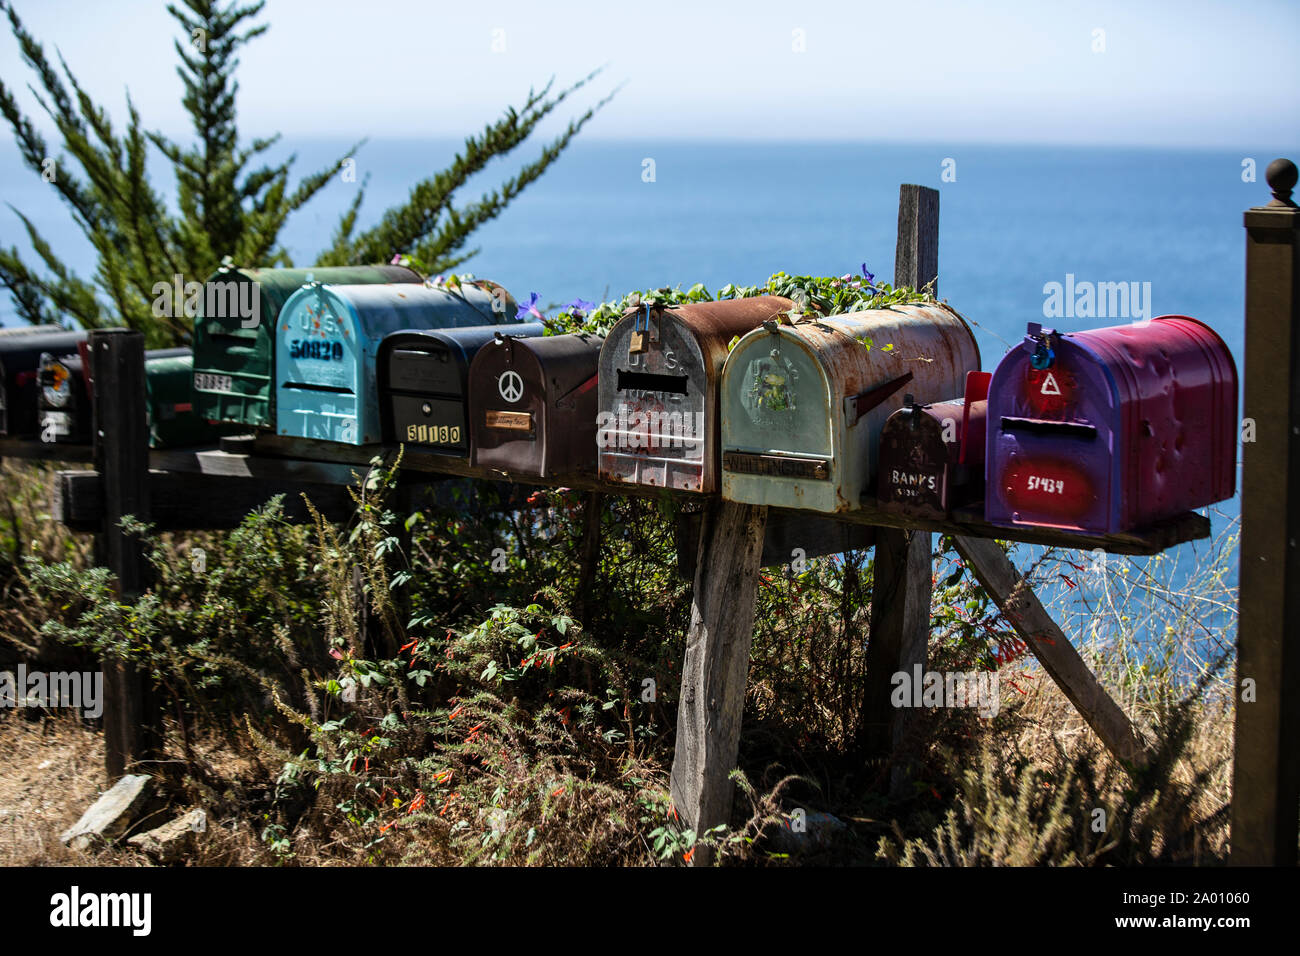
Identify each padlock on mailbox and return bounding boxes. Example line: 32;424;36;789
720;304;981;512
193;264;425;430
276;281;522;446
985;316;1238;534
597;296;795;492
379;323;545;455
469;332;605;477
0;327;90;438
876;370;992;520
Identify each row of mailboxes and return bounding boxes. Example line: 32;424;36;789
274;281;525;445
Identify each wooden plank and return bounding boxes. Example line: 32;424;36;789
89;329;158;779
670;500;767;866
0;437;94;464
953;534;1152;768
1231;159;1300;865
53;470;361;532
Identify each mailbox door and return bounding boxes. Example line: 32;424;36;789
986;335;1117;532
194;265;422;429
721;328;839;510
0;329;90;438
37;352;90;444
599;313;712;491
470;340;547;473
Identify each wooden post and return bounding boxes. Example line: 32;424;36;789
860;184;939;793
1231;158;1300;866
953;535;1152;768
669;499;767;865
89;328;156;779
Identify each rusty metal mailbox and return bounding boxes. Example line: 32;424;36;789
720;304;980;512
597;297;794;492
275;281;520;445
876;371;991;519
379;323;545;455
0;327;89;438
193;264;424;429
469;332;604;477
985;316;1237;534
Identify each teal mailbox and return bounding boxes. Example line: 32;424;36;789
275;281;519;445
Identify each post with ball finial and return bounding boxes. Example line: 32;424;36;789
1232;158;1300;866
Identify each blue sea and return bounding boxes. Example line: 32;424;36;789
3;138;1285;653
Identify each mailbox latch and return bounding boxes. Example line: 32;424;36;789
844;371;914;427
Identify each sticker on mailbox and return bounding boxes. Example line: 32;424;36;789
195;372;235;393
498;370;524;404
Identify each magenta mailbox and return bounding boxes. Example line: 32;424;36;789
985;316;1237;535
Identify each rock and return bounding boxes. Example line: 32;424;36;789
60;774;154;851
127;808;207;863
765;810;849;855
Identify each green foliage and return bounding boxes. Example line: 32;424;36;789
0;0;611;344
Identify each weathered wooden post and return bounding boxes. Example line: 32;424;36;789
859;184;939;795
89;328;156;779
670;499;768;865
1231;157;1300;866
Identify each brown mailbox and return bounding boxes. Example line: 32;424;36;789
469;332;604;478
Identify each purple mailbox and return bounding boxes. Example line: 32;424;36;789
985;316;1237;535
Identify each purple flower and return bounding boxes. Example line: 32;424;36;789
565;297;595;317
861;263;875;285
517;291;544;321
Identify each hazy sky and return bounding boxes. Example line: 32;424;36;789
1;0;1296;148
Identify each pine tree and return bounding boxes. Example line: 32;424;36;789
0;0;612;347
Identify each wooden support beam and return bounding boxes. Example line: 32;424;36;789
1232;158;1300;866
670;500;767;866
860;528;934;795
953;535;1152;769
89;329;159;779
53;469;361;532
859;184;942;793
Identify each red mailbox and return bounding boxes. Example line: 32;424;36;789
985;316;1237;534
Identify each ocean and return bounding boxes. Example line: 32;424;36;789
1;138;1278;650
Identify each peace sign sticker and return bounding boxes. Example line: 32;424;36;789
498;370;524;403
